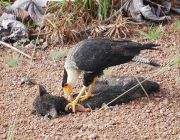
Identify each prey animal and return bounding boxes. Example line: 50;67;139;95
32;76;160;118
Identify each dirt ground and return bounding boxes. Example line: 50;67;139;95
0;22;180;140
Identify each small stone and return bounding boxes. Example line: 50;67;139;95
145;109;151;113
142;26;148;32
136;67;142;73
160;109;163;114
55;135;59;139
155;98;161;101
163;98;168;105
0;81;3;87
44;135;50;140
88;133;98;139
148;102;154;107
1;133;7;139
105;113;110;116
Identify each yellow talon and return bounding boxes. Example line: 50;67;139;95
65;86;87;112
65;101;78;112
80;76;97;101
80;92;94;101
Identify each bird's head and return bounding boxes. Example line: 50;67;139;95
62;68;80;102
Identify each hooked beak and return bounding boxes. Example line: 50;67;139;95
63;84;73;102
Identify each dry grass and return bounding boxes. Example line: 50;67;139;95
42;2;92;44
34;1;134;44
104;15;131;38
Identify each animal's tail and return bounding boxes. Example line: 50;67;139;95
142;43;160;50
132;56;160;67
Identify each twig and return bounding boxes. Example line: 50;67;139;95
0;41;34;59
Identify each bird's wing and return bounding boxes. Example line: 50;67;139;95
72;39;113;71
110;39;143;56
72;38;142;71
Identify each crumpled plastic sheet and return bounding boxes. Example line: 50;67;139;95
5;0;47;11
0;13;16;21
0;14;29;41
171;6;180;14
5;0;45;24
0;0;45;41
123;0;180;24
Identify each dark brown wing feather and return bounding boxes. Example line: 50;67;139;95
73;38;143;72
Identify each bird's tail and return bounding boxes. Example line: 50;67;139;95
132;56;160;67
142;43;160;50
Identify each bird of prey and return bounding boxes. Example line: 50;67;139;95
62;37;160;112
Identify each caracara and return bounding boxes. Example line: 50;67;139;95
62;37;160;112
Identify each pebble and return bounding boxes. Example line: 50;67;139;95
145;109;151;113
88;133;98;139
163;98;169;105
54;135;59;139
0;81;3;87
105;113;110;116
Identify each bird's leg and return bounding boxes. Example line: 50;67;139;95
80;76;98;101
65;86;87;112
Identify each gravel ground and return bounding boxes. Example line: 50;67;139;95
0;23;180;140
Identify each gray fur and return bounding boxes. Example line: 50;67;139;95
31;76;160;118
